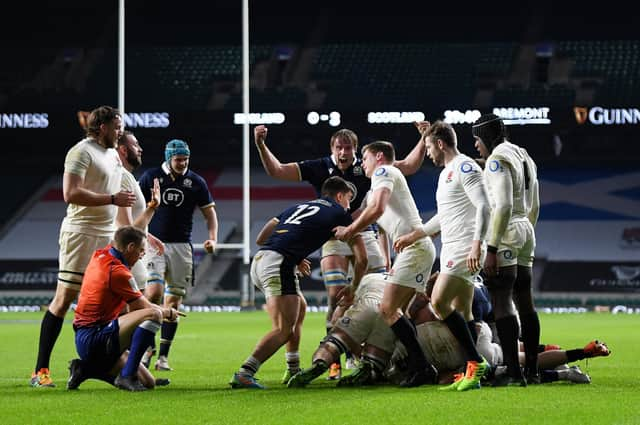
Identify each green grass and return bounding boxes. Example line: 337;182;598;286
1;311;638;424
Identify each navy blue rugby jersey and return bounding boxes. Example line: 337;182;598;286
138;163;215;242
298;156;370;211
261;197;353;264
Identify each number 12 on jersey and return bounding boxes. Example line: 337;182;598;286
283;204;320;225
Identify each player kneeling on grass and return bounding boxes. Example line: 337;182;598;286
230;176;367;389
68;226;184;391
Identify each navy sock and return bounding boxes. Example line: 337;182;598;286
159;320;178;357
519;312;540;372
390;316;430;372
566;349;587;363
443;310;483;362
121;321;160;377
36;310;64;372
495;315;522;378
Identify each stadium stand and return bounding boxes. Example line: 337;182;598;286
2;4;639;308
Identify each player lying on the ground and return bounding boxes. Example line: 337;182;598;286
387;287;611;387
289;271;611;389
287;273;395;388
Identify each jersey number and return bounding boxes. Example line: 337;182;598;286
283;204;320;225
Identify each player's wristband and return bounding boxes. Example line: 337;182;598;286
110;194;115;205
487;245;498;254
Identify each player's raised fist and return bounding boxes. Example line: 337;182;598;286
414;121;431;136
254;125;268;144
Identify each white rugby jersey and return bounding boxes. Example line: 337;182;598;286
485;141;538;222
433;154;489;244
484;141;539;247
368;164;423;243
61;138;124;236
354;273;386;302
116;168;147;232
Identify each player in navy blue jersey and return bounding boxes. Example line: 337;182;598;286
138;139;218;371
230;176;368;389
254;124;428;378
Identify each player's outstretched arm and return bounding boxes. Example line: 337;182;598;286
335;188;390;241
131;178;161;230
393;121;430;176
254;125;301;181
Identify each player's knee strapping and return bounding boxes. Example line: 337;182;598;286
320;334;349;357
323;269;348;287
146;272;165;286
362;353;387;374
165;286;187;298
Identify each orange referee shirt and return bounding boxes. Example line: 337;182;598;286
73;245;142;328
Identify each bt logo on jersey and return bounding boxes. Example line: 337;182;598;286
163;188;185;207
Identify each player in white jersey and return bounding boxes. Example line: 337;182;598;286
116;131;165;289
395;121;492;391
334;141;437;387
115;131;166;369
287;273;396;388
30;106;137;388
254;125;427;379
472;113;541;385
